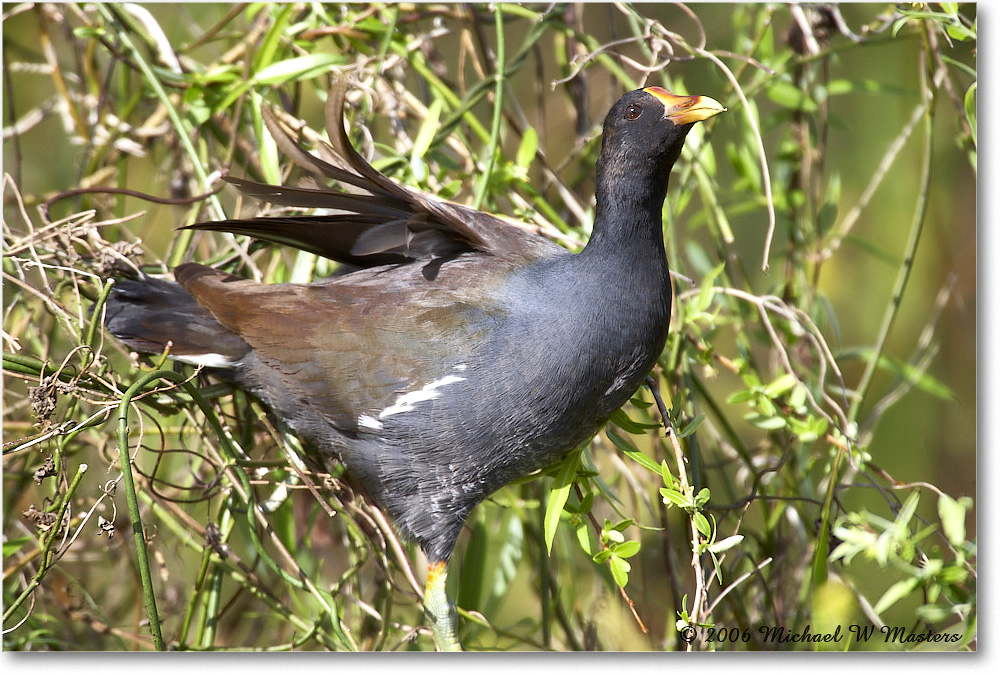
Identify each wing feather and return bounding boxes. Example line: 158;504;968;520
184;81;561;267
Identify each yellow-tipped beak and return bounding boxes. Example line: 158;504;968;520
643;87;726;125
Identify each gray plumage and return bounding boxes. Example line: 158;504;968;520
105;84;724;562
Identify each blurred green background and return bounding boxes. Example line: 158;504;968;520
3;3;976;651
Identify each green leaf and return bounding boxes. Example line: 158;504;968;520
938;494;970;546
684;240;714;277
895;491;921;530
493;512;523;587
608;555;631;587
544;451;580;554
694;487;712;508
677;414;705;439
874;576;921;614
609;518;633;533
733;141;762;191
787;383;807;409
917;604;961;624
727;388;756;405
193;64;242;85
3;535;33;558
660;487;690;508
184;91;212;127
767;80;818;112
707;535;744;554
693;262;726;314
836;348;956;400
763;372;798;398
660;460;675;485
946;22;974;41
607;426;661;474
458;518;488;610
789;413;827;443
214;80;255;114
824;79;886;96
439;179;463;200
575;520;593;555
603;527;623;544
515;126;538;169
271;499;296;556
252;4;293;72
609;408;660;433
254;53;347;85
613;540;641;559
891;16;910;37
745;412;787;430
757;396;777;417
251;92;281;186
604;425;637;453
411;97;444;160
825;79;853;96
693;511;712;538
965;82;977;144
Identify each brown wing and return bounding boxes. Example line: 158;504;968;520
185;82;561;268
173;261;499;433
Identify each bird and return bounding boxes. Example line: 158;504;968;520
104;82;725;650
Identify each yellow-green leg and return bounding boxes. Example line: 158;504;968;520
424;560;462;651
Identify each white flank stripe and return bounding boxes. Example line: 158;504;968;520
379;375;465;419
357;414;384;432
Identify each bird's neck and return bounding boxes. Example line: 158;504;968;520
582;165;670;266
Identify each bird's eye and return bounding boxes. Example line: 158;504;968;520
625;104;642;120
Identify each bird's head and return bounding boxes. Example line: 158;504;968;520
600;87;726;176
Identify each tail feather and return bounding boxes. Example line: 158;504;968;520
105;276;250;368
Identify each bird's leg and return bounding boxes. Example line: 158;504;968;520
424;560;462;651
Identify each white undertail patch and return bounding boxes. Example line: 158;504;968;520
173;353;237;369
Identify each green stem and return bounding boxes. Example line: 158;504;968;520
849;51;937;424
85;278;117;355
3;463;89;623
174;531;213;648
116;369;190;650
201;566;224;648
814;28;939;587
472;4;506;211
94;3;226;224
373;4;399;76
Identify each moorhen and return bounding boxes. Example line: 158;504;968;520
104;83;725;650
